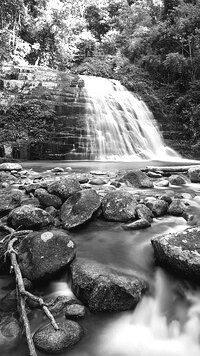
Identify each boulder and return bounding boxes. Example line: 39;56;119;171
168;199;187;216
0;163;22;171
35;188;62;209
102;190;137;222
8;205;53;229
70;258;148;312
0;189;23;215
152;199;168;217
169;174;188;185
20;197;40;208
48;177;81;201
151;227;200;283
122;218;151;230
188;167;200;183
18;229;76;281
121;170;153;188
0;172;17;183
136;204;153;223
33;320;84;354
61;189;101;229
0;314;21;350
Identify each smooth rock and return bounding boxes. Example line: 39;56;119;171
122;218;151;230
35;188;62;209
8;205;53;229
0;163;22;171
122;170;153;188
188;167;200;183
51;167;65;173
102;190;137;222
48;177;81;201
20;197;40;207
65;304;86;319
61;189;101;229
151;227;200;283
154;179;169;187
147;172;162;178
33;320;84;354
169;175;188;185
0;314;21;349
70;258;148;312
18;229;76;281
168;199;187;216
89;178;107;185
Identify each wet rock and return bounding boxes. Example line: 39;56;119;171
51;167;65;173
48;177;81;201
61;189;101;229
169;175;188;185
152;200;168;217
188;167;200;183
160;194;172;205
102;190;137;222
65;304;86;319
110;180;121;188
168;199;187;216
0;163;22;171
70;258;148;312
90;170;107;175
151;226;200;283
154;179;169;187
0;172;17;183
35;188;62;209
122;218;151;230
0;314;21;350
89;178;107;185
122;170;153;188
78;175;89;184
147;172;162;178
0;189;23;215
8;205;53;229
33;320;84;354
18;229;76;281
136;204;153;223
145;197;156;210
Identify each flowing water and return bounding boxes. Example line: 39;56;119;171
78;76;180;161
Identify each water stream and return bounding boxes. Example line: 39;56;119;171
79;76;180;161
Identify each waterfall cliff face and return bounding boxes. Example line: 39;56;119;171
77;76;179;161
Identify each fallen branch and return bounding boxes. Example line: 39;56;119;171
7;236;59;356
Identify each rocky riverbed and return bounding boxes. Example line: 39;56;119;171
1;161;200;354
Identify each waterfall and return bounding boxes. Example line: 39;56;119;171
79;76;179;161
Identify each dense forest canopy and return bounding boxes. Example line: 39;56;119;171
1;0;200;143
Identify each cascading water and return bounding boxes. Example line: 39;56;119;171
79;76;179;161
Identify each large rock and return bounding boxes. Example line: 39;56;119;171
152;199;168;217
33;320;84;354
8;205;53;229
122;218;151;230
48;177;81;201
18;229;76;281
167;199;187;216
35;188;62;209
188;167;200;183
0;163;22;171
169;174;188;185
136;204;153;223
0;314;21;350
0;189;23;215
151;227;200;283
70;258;148;312
102;190;137;222
122;170;153;188
61;189;101;229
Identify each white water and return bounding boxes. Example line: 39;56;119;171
98;269;200;356
80;76;180;161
